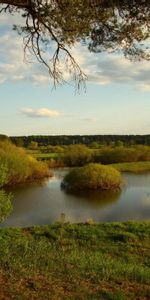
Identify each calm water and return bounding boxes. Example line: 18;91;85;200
1;168;150;227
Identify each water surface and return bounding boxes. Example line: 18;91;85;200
1;168;150;227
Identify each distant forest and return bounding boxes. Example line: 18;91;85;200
8;134;150;147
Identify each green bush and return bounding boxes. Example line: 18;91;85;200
0;140;49;185
62;163;122;191
0;190;12;223
0;160;9;186
0;160;12;223
63;144;93;166
94;146;150;164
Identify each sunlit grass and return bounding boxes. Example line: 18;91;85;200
110;161;150;173
34;152;60;159
0;222;149;299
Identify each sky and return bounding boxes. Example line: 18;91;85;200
0;11;150;136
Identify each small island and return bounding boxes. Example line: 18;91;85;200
61;163;122;191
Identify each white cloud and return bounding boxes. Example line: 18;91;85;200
0;75;5;84
83;117;97;123
0;10;24;27
86;54;150;91
137;83;150;92
0;30;51;85
21;108;61;118
31;74;50;85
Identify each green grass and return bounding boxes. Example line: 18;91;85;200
26;149;61;160
26;149;40;155
0;222;150;299
110;161;150;173
34;152;60;159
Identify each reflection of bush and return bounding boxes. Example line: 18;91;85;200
64;188;121;208
62;163;122;191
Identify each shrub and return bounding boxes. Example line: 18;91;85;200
63;144;93;166
94;146;150;164
0;140;49;185
0;160;9;187
0;160;12;223
0;190;12;223
62;163;122;191
0;141;49;222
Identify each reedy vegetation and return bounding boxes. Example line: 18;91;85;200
0;140;49;222
0;140;49;186
111;161;150;173
26;143;150;171
0;161;12;223
62;163;122;191
44;144;150;168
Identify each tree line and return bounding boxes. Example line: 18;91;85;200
10;134;150;147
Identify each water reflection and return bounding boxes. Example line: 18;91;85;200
1;169;150;227
64;188;121;208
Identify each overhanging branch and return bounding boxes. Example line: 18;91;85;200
0;1;150;89
0;0;29;8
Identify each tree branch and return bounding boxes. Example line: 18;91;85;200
0;0;29;8
0;0;150;89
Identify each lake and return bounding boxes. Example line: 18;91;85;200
1;168;150;227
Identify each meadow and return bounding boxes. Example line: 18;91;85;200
0;222;150;300
111;161;150;173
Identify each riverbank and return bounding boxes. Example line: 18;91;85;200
0;222;150;299
111;161;150;173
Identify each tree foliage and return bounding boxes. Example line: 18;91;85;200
11;134;150;147
0;0;150;88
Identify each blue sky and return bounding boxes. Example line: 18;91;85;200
0;12;150;136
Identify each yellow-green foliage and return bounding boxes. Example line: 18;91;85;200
0;160;12;222
0;140;49;185
94;146;150;164
0;160;9;187
111;161;150;173
64;144;93;166
0;190;12;223
62;163;122;191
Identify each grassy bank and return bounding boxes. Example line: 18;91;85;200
33;152;60;160
0;222;150;299
111;161;150;173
